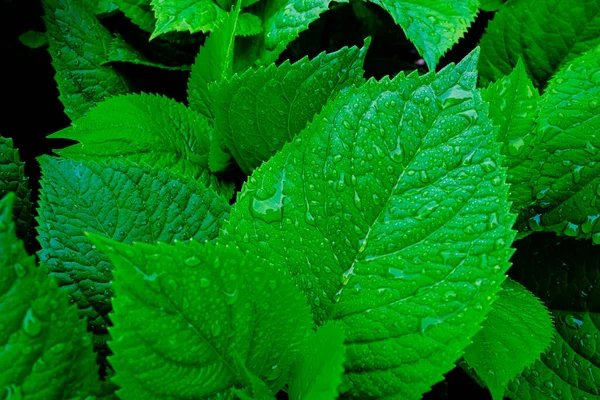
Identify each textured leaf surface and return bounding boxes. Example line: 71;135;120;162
478;0;506;11
289;323;346;400
42;0;129;120
235;0;332;67
478;0;600;86
368;0;478;70
507;235;600;400
114;0;155;32
464;278;554;400
482;60;539;212
0;136;32;241
105;35;190;71
517;47;600;240
220;50;516;399
90;238;312;400
212;41;369;174
150;0;226;39
36;156;230;332
0;194;100;399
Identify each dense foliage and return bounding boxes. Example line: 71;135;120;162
3;0;600;399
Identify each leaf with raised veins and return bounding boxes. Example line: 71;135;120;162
212;40;370;174
482;59;539;213
478;0;600;86
36;156;230;334
507;235;600;400
368;0;478;70
90;237;312;400
0;136;32;241
517;46;600;240
220;49;516;399
289;323;346;400
0;194;100;399
42;0;129;121
464;278;554;400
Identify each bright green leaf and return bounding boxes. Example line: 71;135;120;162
89;238;312;399
237;13;262;36
482;59;539;212
464;278;554;400
289;323;346;400
104;34;191;71
517;46;600;240
0;136;32;242
212;40;370;174
478;0;507;12
150;0;226;39
368;0;478;70
113;0;155;32
478;0;600;86
36;156;230;333
0;194;100;399
42;0;130;121
507;235;600;400
220;49;516;399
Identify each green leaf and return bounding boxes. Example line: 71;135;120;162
89;238;312;399
95;0;119;16
113;0;155;32
188;5;241;119
463;278;554;400
368;0;478;70
481;59;539;212
289;323;346;400
212;40;370;174
478;0;507;12
506;235;600;400
237;13;262;36
42;0;130;121
36;156;230;333
150;0;226;39
220;49;516;399
18;30;48;49
478;0;600;86
104;34;191;71
0;194;100;399
234;0;333;68
0;136;32;242
517;46;600;240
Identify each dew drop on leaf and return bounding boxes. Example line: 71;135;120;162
22;308;42;337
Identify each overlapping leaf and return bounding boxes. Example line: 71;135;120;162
507;235;600;400
36;156;230;333
220;49;516;399
0;194;100;399
104;35;191;71
212;41;370;174
368;0;478;70
479;0;600;86
114;0;155;32
91;238;312;399
0;136;32;241
464;278;554;400
42;0;129;120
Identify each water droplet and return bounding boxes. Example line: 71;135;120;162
564;222;580;237
572;165;583;184
200;278;210;288
211;321;221;337
13;263;27;278
581;215;599;234
184;256;201;267
507;137;525;156
250;184;284;224
528;214;544;232
22;309;42;337
333;154;343;164
313;296;321;306
589;99;600;109
440;86;473;108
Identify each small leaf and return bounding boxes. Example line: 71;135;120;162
464;278;554;400
18;30;48;49
289;323;346;400
42;0;129;120
0;194;100;399
36;156;230;333
104;34;191;71
150;0;227;39
113;0;155;32
90;238;313;399
212;40;370;174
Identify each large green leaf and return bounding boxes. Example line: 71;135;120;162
47;93;231;197
212;41;370;174
0;136;32;241
517;46;600;240
0;194;100;399
507;235;600;400
368;0;478;70
481;59;540;213
463;278;554;400
478;0;600;86
234;0;332;68
90;238;313;399
42;0;129;121
220;49;516;399
36;156;230;333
